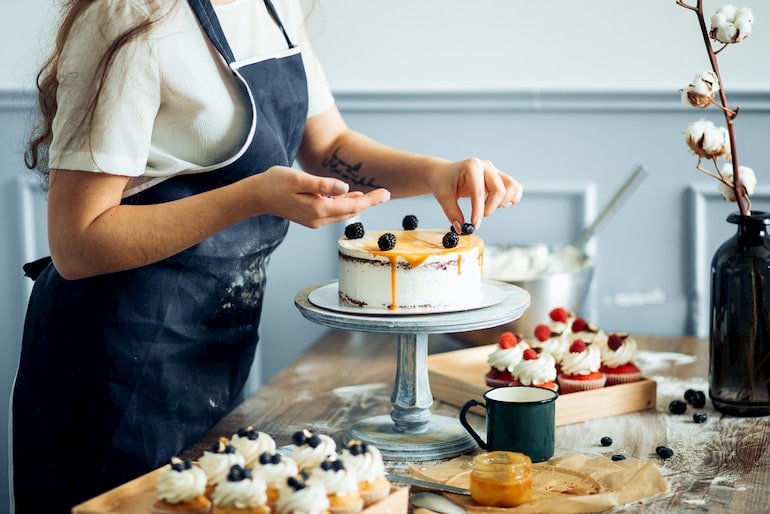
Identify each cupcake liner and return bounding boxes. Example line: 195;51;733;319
359;485;390;507
150;497;212;514
557;374;606;394
329;497;364;514
604;370;644;386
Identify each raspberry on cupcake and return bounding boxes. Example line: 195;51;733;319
199;437;246;498
151;457;211;514
600;332;643;386
557;339;606;393
511;348;558;391
547;307;576;335
339;440;390;507
291;429;337;471
485;332;530;388
230;426;276;467
210;464;271;514
307;458;363;514
531;323;569;368
568;317;608;351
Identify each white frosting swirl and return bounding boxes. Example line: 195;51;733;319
486;341;530;371
601;335;638;368
198;451;245;486
212;476;269;508
292;434;337;470
156;462;207;504
569;330;608;351
512;351;557;386
230;431;276;467
307;463;359;496
530;333;568;363
276;482;330;514
251;456;299;489
560;342;602;376
340;444;386;484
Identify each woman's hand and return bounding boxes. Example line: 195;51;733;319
249;166;390;228
428;158;523;231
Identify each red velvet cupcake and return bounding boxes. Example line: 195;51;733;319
600;333;643;386
557;339;606;393
485;332;530;388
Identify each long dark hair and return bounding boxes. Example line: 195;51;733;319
25;0;175;174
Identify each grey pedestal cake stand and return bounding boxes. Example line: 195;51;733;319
294;279;530;461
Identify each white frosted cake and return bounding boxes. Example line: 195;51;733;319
338;228;484;311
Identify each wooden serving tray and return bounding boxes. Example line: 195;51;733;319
72;467;409;514
428;345;656;425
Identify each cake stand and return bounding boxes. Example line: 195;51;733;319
294;279;530;461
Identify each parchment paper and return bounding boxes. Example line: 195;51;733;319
409;453;669;513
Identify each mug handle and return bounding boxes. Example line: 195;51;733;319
459;399;488;450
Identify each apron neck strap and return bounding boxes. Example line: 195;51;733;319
187;0;296;66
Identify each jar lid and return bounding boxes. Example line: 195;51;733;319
472;451;532;473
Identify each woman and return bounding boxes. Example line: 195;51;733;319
13;0;522;512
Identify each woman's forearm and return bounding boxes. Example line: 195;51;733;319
48;170;257;280
298;106;448;198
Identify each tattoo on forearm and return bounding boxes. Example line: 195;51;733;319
321;147;382;189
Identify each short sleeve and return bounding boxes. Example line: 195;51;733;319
49;0;161;176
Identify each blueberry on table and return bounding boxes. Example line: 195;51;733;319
668;400;687;414
611;454;626;461
693;412;708;423
656;446;674;459
600;436;613;447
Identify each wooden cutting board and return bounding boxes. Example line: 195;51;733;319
427;345;656;425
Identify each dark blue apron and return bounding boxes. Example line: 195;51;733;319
12;1;308;511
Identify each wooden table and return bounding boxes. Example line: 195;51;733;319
182;330;770;513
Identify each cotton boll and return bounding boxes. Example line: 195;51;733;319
735;19;752;40
735;7;753;23
719;165;756;201
716;4;738;21
684;120;730;159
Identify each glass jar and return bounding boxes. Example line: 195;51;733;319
470;451;533;507
709;211;770;416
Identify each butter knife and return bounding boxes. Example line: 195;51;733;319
385;473;470;495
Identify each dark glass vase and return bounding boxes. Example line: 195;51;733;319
709;211;770;416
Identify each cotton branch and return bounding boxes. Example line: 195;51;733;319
677;0;749;215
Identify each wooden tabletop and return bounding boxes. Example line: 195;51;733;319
182;330;770;513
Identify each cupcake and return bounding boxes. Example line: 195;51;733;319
546;307;576;335
600;332;643;385
211;464;271;514
275;476;330;514
531;324;569;368
230;426;276;467
485;332;530;388
199;437;246;497
568;317;608;351
339;440;390;507
307;458;363;514
557;339;606;393
251;452;299;508
291;429;337;471
150;457;211;514
511;348;558;391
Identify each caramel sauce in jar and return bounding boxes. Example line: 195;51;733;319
470;451;533;507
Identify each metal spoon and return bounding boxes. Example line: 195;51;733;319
410;492;467;514
569;165;649;250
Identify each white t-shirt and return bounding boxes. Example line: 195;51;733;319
48;0;335;197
